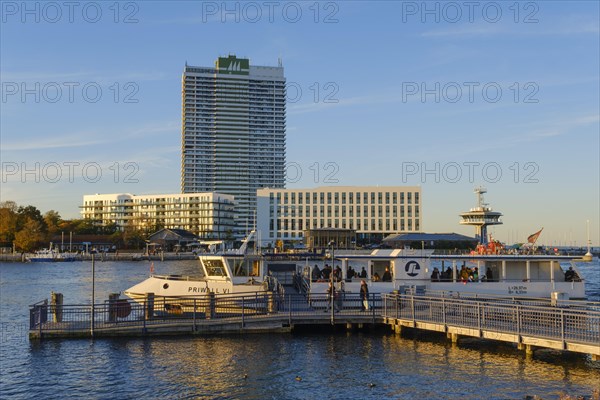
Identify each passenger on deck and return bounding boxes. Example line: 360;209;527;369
484;268;493;282
564;267;578;282
347;266;355;279
372;272;381;282
359;267;367;278
460;266;470;282
382;267;392;282
311;265;321;281
442;267;452;281
322;264;331;280
431;267;440;282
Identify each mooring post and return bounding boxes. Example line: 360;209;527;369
206;292;215;319
108;293;119;322
267;291;275;314
145;293;155;320
51;292;63;323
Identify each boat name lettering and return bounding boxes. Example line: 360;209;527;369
188;287;229;294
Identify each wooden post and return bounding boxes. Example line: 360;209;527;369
267;291;275;314
205;292;215;319
145;293;155;320
50;292;63;323
108;293;120;322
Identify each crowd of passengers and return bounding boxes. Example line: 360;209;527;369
430;265;493;282
311;264;393;282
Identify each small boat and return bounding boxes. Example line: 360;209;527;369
124;232;283;303
27;249;58;262
123;253;283;306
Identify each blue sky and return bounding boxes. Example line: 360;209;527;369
1;1;598;246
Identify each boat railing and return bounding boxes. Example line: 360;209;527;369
150;274;203;281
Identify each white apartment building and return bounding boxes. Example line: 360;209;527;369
81;193;235;239
181;55;286;237
257;186;422;245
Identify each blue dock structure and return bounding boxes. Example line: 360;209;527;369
29;291;600;360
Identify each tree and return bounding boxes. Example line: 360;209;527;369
43;210;62;236
0;206;18;243
17;205;47;233
14;217;46;252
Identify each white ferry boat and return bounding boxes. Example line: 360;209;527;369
304;249;587;300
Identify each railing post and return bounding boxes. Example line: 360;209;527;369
411;295;415;325
442;298;446;326
143;299;146;333
192;298;196;332
288;295;292;326
560;309;565;346
477;302;481;334
395;294;399;320
372;294;376;324
242;298;245;329
516;305;520;339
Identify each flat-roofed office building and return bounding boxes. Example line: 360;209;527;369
256;186;422;246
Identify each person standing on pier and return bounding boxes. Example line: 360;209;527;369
326;282;339;312
360;280;369;311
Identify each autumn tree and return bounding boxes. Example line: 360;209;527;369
0;202;19;243
43;210;62;236
14;217;46;252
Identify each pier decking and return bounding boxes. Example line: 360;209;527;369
29;293;600;360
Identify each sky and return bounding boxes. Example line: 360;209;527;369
1;0;598;246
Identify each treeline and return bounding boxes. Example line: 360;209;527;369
0;201;153;252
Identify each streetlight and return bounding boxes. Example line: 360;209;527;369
328;240;335;325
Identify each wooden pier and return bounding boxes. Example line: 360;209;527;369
29;293;600;360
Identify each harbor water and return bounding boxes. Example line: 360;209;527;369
1;259;599;399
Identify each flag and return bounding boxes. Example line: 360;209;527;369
527;228;543;243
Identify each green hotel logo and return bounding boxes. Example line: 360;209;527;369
217;56;249;75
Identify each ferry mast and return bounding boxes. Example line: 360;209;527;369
459;187;503;244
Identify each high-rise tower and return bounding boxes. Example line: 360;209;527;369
181;55;286;236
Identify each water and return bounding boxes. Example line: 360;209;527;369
1;259;599;399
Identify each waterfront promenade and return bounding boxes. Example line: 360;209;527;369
29;292;600;360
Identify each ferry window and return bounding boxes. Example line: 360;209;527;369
204;260;227;277
232;259;252;276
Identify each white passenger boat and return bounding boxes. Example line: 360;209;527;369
124;253;283;303
27;249;78;262
304;249;587;300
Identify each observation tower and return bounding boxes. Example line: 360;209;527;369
459;187;502;244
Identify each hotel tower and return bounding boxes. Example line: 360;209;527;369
181;55;286;237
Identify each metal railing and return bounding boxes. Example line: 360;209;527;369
29;292;600;350
381;294;600;346
29;292;382;337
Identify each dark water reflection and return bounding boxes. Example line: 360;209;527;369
1;259;599;399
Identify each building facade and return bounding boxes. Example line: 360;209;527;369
181;55;286;237
81;193;235;239
257;186;422;246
